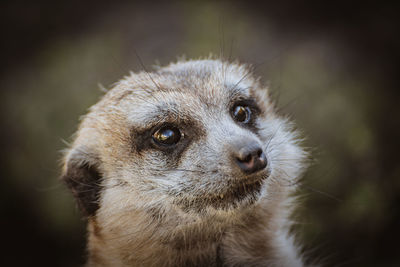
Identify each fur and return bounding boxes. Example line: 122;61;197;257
62;59;308;266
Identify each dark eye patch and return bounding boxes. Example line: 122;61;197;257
232;105;252;123
230;98;261;131
152;125;182;146
130;117;206;168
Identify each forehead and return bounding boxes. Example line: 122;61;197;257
116;59;257;113
158;60;255;98
106;60;257;127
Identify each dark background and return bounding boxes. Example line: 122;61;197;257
1;1;399;266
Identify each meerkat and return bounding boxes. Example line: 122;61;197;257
62;58;308;266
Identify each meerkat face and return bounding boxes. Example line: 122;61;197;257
62;59;305;219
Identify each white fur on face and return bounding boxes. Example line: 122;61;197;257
64;59;308;267
90;60;305;215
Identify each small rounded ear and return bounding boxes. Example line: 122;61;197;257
61;147;103;217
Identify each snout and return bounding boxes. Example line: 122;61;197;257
232;141;268;174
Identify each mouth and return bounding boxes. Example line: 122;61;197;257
211;176;266;208
174;171;269;212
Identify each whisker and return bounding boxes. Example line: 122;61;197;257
275;94;304;114
63;175;102;188
229;61;265;93
110;52;129;74
146;168;211;174
301;184;343;203
133;49;162;92
264;124;283;152
229;69;253;92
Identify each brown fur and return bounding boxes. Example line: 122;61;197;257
62;59;308;266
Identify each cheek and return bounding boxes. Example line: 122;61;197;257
178;142;221;172
140;151;171;172
120;149;171;183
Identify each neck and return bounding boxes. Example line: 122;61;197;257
86;200;303;266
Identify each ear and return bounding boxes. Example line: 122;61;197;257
61;147;103;217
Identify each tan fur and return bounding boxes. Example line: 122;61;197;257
62;59;308;266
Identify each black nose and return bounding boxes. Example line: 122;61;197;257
234;143;268;174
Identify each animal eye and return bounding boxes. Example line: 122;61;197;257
152;126;181;146
232;105;251;123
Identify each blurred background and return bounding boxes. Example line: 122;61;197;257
1;1;399;266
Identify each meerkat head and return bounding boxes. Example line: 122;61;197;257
62;59;306;222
